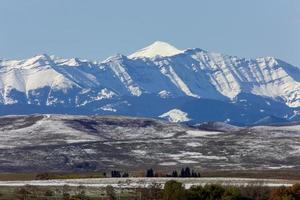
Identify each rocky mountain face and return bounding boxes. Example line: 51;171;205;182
1;41;300;125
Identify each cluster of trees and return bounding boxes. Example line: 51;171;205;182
178;167;201;177
146;167;201;178
162;181;300;200
35;172;106;180
163;180;241;200
269;183;300;200
111;170;129;178
35;167;201;179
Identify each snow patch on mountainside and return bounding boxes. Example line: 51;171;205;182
77;88;117;107
106;58;142;96
159;109;190;123
128;41;183;58
250;57;300;107
158;90;171;98
160;65;199;98
58;58;81;66
96;88;117;100
100;104;117;112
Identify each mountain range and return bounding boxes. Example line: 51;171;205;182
1;41;300;125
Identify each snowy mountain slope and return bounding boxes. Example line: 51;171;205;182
1;41;300;125
0;55;77;104
174;49;300;107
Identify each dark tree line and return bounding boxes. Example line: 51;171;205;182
162;181;300;200
146;167;201;178
180;167;201;178
111;170;129;178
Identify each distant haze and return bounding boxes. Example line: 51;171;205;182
1;0;299;66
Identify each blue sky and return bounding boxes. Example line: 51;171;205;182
1;0;299;66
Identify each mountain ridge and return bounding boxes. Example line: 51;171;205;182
1;41;300;125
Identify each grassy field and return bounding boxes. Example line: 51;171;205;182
0;185;139;200
0;169;299;199
0;171;106;181
1;169;300;181
0;178;298;200
200;169;300;180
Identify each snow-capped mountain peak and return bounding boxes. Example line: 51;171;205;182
20;54;52;69
128;41;183;59
58;58;82;66
102;54;127;63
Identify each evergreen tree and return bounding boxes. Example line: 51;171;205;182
185;167;191;177
191;170;196;177
111;170;121;177
146;168;154;177
180;168;186;177
191;170;200;177
122;172;129;177
172;170;178;177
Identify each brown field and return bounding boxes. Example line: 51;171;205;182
0;169;300;181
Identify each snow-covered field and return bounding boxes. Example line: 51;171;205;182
0;115;300;172
0;178;295;188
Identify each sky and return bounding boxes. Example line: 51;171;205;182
1;0;299;66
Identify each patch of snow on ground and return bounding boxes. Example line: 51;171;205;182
167;151;227;161
253;125;300;133
290;145;300;154
186;142;202;147
0;116;100;148
159;162;177;166
185;130;221;137
0;178;293;188
267;165;295;170
178;160;198;164
132;150;147;155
